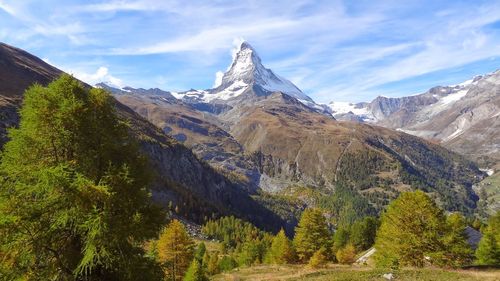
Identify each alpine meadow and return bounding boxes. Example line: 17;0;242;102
0;1;499;280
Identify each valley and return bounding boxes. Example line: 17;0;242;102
0;31;498;281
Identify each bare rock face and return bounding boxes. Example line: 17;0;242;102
329;71;500;166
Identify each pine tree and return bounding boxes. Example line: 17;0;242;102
374;191;448;268
157;220;195;281
183;259;208;281
293;208;330;262
268;229;295;264
0;75;163;280
475;212;500;265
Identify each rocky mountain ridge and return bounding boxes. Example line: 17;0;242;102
110;41;485;215
329;71;500;166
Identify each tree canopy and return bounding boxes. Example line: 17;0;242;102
268;229;295;264
475;212;500;265
0;75;163;280
374;191;472;268
293;208;330;262
157;219;195;281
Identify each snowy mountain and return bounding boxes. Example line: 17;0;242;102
172;41;320;109
329;70;500;165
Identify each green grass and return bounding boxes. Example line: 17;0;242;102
212;264;500;281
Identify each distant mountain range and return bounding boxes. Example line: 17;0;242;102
1;40;497;227
327;71;500;167
101;41;486;216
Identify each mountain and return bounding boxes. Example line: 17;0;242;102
112;41;484;215
172;42;324;112
0;42;284;231
329;71;500;167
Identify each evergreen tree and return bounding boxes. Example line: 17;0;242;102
475;212;500;265
332;227;350;254
0;75;163;280
183;259;208;281
349;216;378;251
268;229;295;264
374;191;449;268
157;220;195;281
475;232;499;265
293;208;330;262
435;213;473;267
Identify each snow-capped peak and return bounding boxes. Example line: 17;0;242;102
211;41;314;103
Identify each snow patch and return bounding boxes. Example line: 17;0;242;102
440;89;468;105
328;101;376;121
205;80;248;101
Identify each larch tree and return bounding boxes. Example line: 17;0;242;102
436;213;473;267
332;227;350;254
194;242;207;263
0;75;164;280
308;248;327;268
183;259;208;281
349;216;378;252
374;191;471;268
157;219;195;281
293;208;330;262
475;212;500;265
336;244;357;265
268;229;295;264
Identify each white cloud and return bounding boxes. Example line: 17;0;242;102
68;66;125;89
231;37;246;61
213;71;224;88
111;18;304;55
3;0;500;102
77;0;156;12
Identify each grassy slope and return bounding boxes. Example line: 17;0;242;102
212;264;500;281
476;169;500;216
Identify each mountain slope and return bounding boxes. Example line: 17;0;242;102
329;71;500;166
0;42;283;230
114;41;485;214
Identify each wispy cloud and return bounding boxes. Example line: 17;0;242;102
1;0;499;102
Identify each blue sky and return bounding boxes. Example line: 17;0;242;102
1;0;499;103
